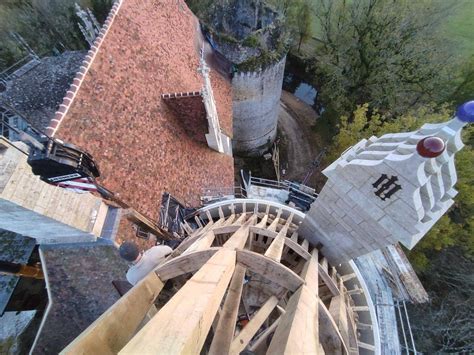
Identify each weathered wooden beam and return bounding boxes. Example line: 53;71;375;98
211;225;240;235
319;263;341;296
255;214;268;228
120;249;236;354
267;209;282;232
248;226;312;260
223;216;256;250
358;341;375;351
267;249;320;355
267;285;319;355
229;296;279;354
264;227;288;262
61;272;164;355
222;213;236;226
208;264;246;355
182;230;216;255
329;296;350;350
236;250;304;292
319;299;349;355
154;248;220;281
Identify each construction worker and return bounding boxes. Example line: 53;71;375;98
119;241;172;285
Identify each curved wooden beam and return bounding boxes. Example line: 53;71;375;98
154;248;220;281
319;298;350;355
236;250;304;292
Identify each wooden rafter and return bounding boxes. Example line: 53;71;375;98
120;249;236;354
63;201;364;354
267;250;320;354
208;264;246;355
229;295;279;354
61;272;164;354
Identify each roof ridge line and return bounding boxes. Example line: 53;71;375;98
45;0;125;137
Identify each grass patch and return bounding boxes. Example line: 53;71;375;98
440;0;474;57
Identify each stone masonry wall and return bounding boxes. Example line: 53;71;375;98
49;0;234;218
300;180;393;264
232;56;286;156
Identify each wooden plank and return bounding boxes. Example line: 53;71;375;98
341;273;356;282
248;315;282;352
208;264;246;355
120;249;236;354
234;212;248;224
223;216;256;250
267;286;319;355
302;249;319;292
319;264;341;296
62;272;164;355
229;296;279;354
290;231;298;242
248;226;312;260
194;216;203;228
301;239;309;252
236;250;304;292
267;209;282;231
222;213;236;226
267;248;321;355
181;221;193;234
321;257;329;273
358;341;375;351
155;248;219;281
168;216;224;260
212;225;240;235
255;214;268;228
182;230;216;255
264;224;289;262
319;299;349;355
329;296;350;351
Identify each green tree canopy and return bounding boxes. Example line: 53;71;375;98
308;0;458;120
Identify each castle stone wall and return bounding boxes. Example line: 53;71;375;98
232;56;286;155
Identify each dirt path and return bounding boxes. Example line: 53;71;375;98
278;91;321;184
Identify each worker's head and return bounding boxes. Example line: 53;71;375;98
119;241;140;262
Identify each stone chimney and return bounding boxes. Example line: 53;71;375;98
300;101;474;264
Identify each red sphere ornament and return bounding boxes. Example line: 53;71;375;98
416;136;446;158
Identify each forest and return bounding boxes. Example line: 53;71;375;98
278;0;473;352
0;0;472;352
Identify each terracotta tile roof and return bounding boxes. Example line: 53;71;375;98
48;0;234;218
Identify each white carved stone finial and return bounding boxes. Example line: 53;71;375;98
300;102;473;264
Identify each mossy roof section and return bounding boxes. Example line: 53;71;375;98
0;51;86;131
33;242;128;354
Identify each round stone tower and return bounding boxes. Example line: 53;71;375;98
232;57;286;155
198;0;289;156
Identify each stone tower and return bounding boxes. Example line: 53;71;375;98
300;102;473;264
196;0;288;156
